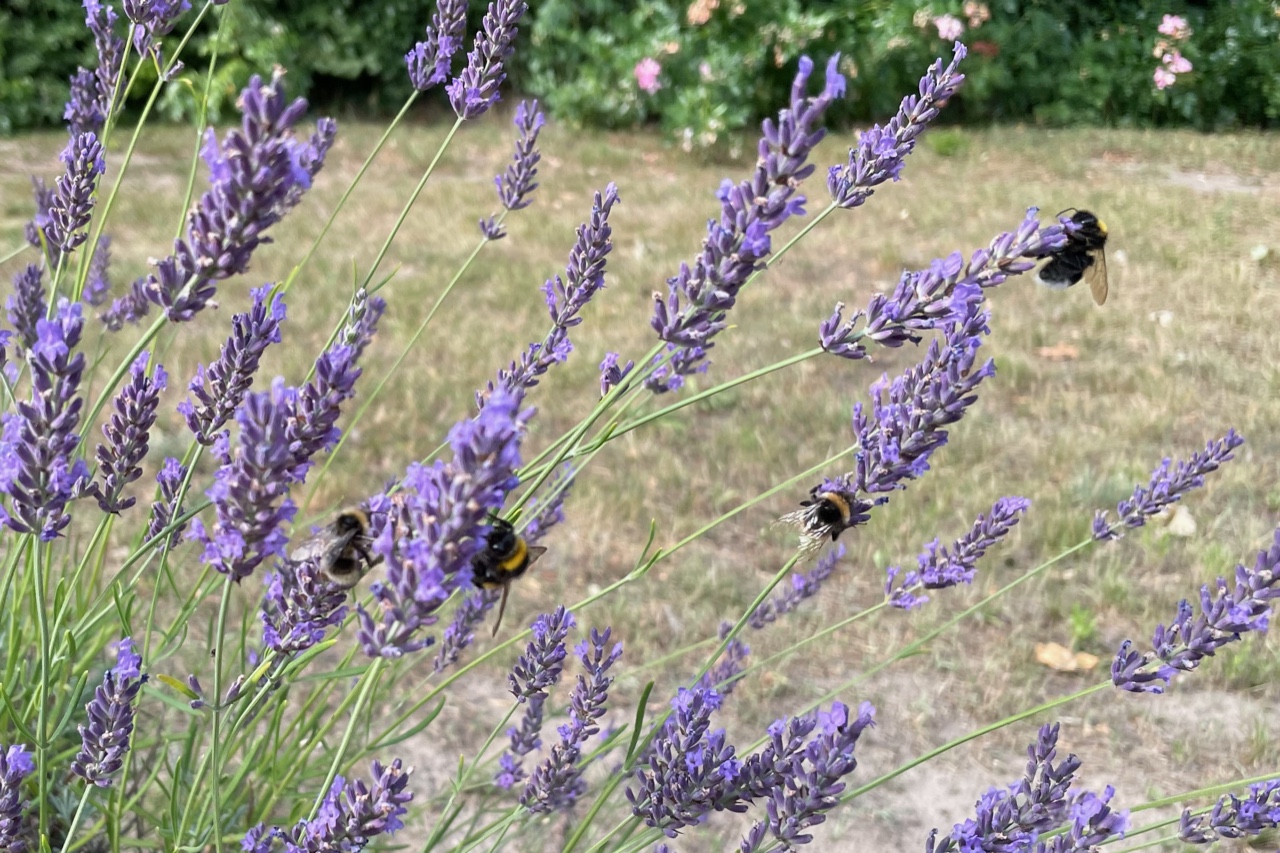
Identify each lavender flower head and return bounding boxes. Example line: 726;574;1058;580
261;558;350;654
1112;526;1280;694
521;627;623;813
145;456;188;551
886;497;1031;610
71;638;147;787
820;208;1068;360
244;759;413;851
648;54;846;392
433;589;501;674
496;607;576;788
599;352;635;397
0;299;91;540
1092;430;1243;541
1180;780;1280;845
406;0;468;91
496;99;544;211
750;544;845;628
522;464;574;546
358;387;531;657
43;132;106;257
91;351;167;513
64;0;125;137
188;381;298;583
827;44;966;209
24;179;59;265
180;285;287;445
447;0;528;119
0;745;34;852
122;0;191;60
482;185;619;408
84;235;114;307
6;264;46;353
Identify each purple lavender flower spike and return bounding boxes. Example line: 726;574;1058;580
188;382;297;583
406;0;468;91
24;179;60;265
71;638;147;787
285;288;385;482
789;299;994;550
497;100;545;211
1034;786;1129;852
90;351;166;513
827;44;966;209
820;209;1068;360
180;285;286;445
599;352;635;397
521;627;623;813
750;545;845;628
741;702;876;850
6;265;46;353
43;132;106;257
261;558;350;654
1180;780;1280;845
522;463;574;546
885;497;1030;610
65;0;125;137
145;456;188;551
100;276;151;331
1093;430;1244;541
122;0;191;62
499;607;576;784
928;722;1082;853
141;72;331;323
358;387;531;657
482;185;619;408
0;299;90;540
246;759;413;850
648;54;846;391
432;589;501;673
1112;527;1280;693
447;0;528;119
84;235;113;307
0;744;34;852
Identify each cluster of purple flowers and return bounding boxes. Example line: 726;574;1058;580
0;745;35;852
1180;779;1280;845
89;352;167;513
447;0;528;119
243;760;413;852
496;606;576;789
481;99;546;239
71;638;147;787
750;546;847;628
64;0;125;137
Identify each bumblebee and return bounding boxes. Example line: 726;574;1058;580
473;517;547;636
1035;209;1109;306
778;486;870;554
289;507;377;589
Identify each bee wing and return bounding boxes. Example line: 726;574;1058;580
1085;249;1109;305
289;535;326;563
491;584;511;637
525;545;548;567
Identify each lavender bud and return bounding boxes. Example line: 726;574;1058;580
45;132;106;256
521;627;623;813
24;178;60;265
145;456;189;551
827;44;966;209
64;0;124;137
261;558;350;654
188;382;298;583
447;0;528;119
885;497;1030;610
406;0;468;91
647;54;846;392
71;638;147;787
6;265;46;353
1179;780;1280;845
510;607;575;699
122;0;191;60
100;277;152;331
84;235;113;307
432;590;500;673
252;759;413;849
599;352;634;397
1093;430;1244;541
179;285;286;445
496;100;545;211
0;299;91;540
0;744;34;852
91;351;167;513
481;185;619;408
1112;527;1280;693
750;545;845;628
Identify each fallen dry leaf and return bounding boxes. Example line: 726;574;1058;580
1034;642;1100;673
1035;343;1080;361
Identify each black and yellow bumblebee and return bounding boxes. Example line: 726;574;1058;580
289;507;377;589
473;516;547;636
1035;209;1110;306
778;485;873;554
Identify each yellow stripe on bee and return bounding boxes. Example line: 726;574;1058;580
498;537;528;573
1096;219;1108;235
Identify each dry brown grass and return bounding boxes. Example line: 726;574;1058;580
2;112;1278;849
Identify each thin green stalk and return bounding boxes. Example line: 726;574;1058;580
173;2;230;232
59;788;94;853
307;659;385;820
32;541;52;840
208;579;235;853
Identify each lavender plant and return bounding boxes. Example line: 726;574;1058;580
0;2;1275;852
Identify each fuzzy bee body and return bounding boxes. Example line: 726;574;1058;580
473;517;547;635
779;487;866;554
289;507;376;589
1035;209;1110;305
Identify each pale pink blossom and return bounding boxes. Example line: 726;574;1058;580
634;57;662;94
1163;49;1192;73
933;13;964;41
964;1;990;27
1153;66;1177;90
1158;14;1191;40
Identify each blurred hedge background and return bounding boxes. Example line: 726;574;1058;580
3;0;1279;140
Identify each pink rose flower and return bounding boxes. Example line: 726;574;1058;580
634;57;662;94
1153;66;1177;90
1163;50;1192;73
933;14;964;42
1158;14;1191;40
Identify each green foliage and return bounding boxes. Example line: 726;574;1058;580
0;0;96;133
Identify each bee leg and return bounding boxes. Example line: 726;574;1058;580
491;585;510;637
